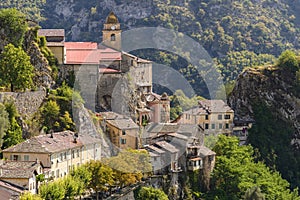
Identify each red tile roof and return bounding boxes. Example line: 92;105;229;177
65;42;122;64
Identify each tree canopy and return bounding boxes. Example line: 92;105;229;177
0;8;28;47
206;135;300;200
0;43;34;92
136;186;168;200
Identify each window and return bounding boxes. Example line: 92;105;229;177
111;34;116;41
122;130;126;135
219;124;222;129
72;150;75;159
225;123;229;129
205;123;209;129
13;155;19;161
218;114;222;120
64;152;67;160
76;149;79;158
24;155;29;161
60;153;63;161
224;114;231;119
205;115;209;120
121;138;126;144
211;124;215;129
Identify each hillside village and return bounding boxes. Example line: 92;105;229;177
0;12;253;199
1;7;300;200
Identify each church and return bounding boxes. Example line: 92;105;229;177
38;12;170;126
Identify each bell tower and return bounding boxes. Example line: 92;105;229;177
102;12;122;50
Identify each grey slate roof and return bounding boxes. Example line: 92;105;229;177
2;131;99;153
184;100;233;114
0;161;40;179
38;29;65;37
107;118;139;130
154;141;179;153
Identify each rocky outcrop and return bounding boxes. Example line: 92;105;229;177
23;30;54;88
73;105;113;158
0;90;46;119
228;67;300;145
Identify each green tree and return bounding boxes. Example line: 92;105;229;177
2;101;23;149
61;176;81;199
41;100;60;132
277;50;299;73
208;135;300;200
136;186;168;200
86;160;115;200
0;43;34;92
0;8;28;47
39;180;64;200
20;192;42;200
70;164;92;196
0;103;9;148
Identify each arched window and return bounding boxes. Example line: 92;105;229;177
111;34;116;41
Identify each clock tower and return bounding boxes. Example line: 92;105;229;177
102;12;122;50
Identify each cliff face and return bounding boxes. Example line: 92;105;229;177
228;67;300;145
228;66;300;188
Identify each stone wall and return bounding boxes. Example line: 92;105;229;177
0;90;46;119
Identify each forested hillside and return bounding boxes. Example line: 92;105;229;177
1;0;300;91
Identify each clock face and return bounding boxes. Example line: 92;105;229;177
111;25;116;30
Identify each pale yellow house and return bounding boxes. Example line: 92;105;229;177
2;131;101;181
98;112;140;150
179;100;234;135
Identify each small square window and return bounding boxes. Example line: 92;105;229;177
225;123;229;129
24;155;29;161
121;138;126;144
211;124;215;129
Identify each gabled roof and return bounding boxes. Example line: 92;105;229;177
184;100;233;115
107;118;139;130
2;131;99;154
154;141;179;153
65;42;122;64
199;146;216;157
38;29;65;37
0;161;41;179
0;180;23;200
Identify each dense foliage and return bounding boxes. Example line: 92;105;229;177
248;102;300;191
136;186;168;200
0;44;35;92
0;8;28;47
206;135;300;200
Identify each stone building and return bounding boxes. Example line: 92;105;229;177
178;100;234;135
97;112;140;150
2;131;101;181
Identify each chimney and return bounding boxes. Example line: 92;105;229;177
49;130;54;138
